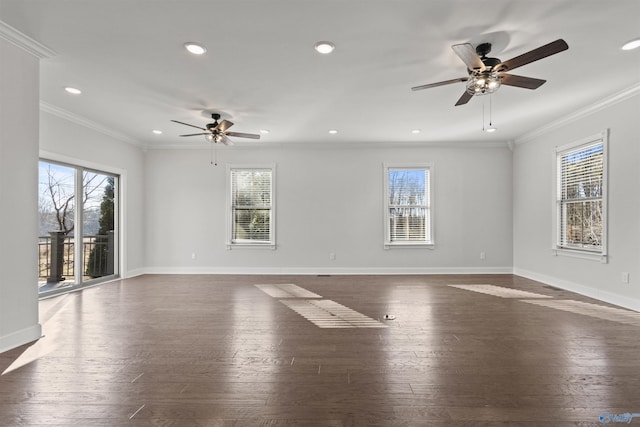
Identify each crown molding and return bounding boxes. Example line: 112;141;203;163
144;139;512;151
0;20;56;59
40;101;142;147
515;82;640;145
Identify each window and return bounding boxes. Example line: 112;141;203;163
555;131;607;257
384;164;433;248
228;166;275;248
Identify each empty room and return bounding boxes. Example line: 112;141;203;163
1;1;640;425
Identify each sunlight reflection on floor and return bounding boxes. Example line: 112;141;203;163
449;284;553;299
1;294;74;375
522;299;640;326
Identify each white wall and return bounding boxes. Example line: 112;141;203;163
145;143;513;274
0;38;42;352
513;89;640;311
39;111;146;277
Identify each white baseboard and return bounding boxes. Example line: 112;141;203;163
124;268;146;279
514;268;640;312
0;324;42;354
142;266;514;275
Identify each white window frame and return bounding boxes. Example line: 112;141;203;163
226;164;276;250
553;130;608;262
383;163;434;249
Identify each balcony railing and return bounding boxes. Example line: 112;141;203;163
38;232;114;283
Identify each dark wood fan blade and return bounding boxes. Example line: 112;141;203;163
226;131;261;140
452;43;485;71
500;74;546;89
216;120;234;132
179;132;210;137
454;91;473;106
411;77;469;91
496;39;568;72
171;120;206;131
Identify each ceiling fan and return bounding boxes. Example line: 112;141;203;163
171;113;260;145
411;38;569;106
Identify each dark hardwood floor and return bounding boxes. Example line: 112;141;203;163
1;274;640;426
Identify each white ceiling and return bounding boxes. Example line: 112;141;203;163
1;0;639;148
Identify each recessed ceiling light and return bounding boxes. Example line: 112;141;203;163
622;38;640;50
328;129;338;134
411;129;421;134
64;87;82;95
260;129;270;134
314;41;335;54
152;130;163;135
184;42;207;55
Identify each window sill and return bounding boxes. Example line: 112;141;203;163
226;242;276;250
384;242;435;250
552;247;607;263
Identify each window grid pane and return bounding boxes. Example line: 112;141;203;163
560;143;603;201
560;200;602;249
389;207;427;241
233;208;271;243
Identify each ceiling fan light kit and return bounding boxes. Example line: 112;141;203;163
466;71;501;96
205;133;223;143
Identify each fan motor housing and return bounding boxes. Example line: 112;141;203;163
481;57;501;68
473;42;501;70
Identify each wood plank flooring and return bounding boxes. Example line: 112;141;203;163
1;274;640;426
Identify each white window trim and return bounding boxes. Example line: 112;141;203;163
383;162;434;249
552;130;608;263
226;164;277;250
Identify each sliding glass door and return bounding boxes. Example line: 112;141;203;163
38;160;119;296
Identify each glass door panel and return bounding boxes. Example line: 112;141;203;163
83;171;117;281
38;161;76;293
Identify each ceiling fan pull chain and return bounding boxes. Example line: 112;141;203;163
489;94;493;127
482;97;486;131
210;142;218;166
